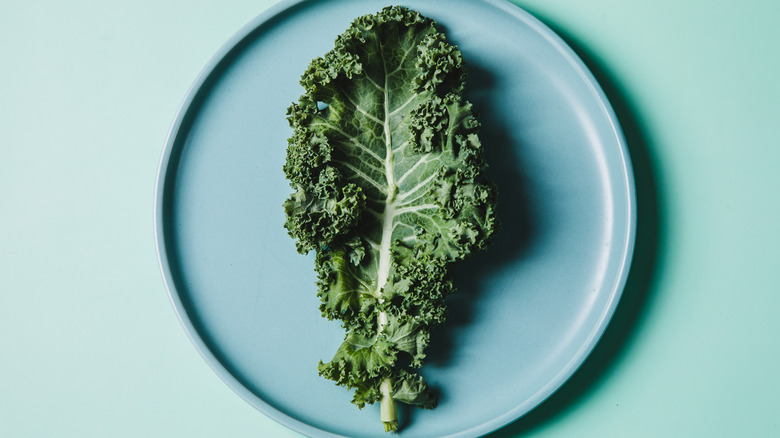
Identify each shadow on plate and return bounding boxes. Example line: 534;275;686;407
486;12;666;438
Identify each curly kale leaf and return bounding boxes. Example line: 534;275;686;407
282;6;498;432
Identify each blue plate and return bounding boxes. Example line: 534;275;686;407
154;0;636;436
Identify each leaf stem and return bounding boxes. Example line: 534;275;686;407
380;377;398;433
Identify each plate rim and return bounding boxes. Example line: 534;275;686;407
153;0;637;436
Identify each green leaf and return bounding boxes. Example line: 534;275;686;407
392;370;437;409
283;5;499;424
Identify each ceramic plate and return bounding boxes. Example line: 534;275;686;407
154;0;636;436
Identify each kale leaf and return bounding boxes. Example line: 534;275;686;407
283;6;498;432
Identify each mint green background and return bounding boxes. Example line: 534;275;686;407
1;1;778;437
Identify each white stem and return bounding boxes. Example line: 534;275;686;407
374;61;396;328
376;46;400;434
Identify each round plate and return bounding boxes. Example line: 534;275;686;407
154;0;636;437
